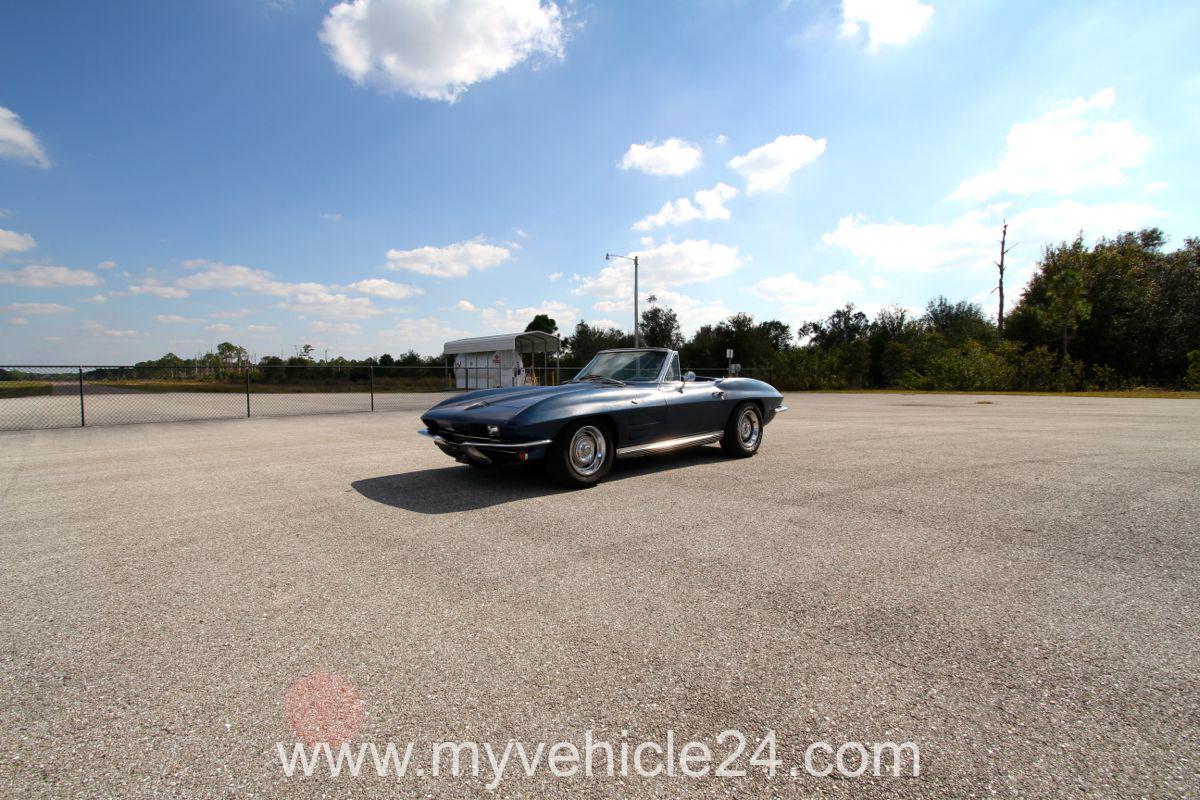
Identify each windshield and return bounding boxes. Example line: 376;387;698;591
574;350;668;383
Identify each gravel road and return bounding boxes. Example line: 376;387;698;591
1;393;1197;798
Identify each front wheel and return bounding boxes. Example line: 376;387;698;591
547;421;614;487
721;402;762;458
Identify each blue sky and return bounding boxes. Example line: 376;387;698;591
2;0;1198;363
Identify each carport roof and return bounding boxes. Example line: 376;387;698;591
443;331;561;355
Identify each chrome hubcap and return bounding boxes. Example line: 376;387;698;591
739;409;761;448
569;425;606;476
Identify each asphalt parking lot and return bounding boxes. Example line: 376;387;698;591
2;393;1198;798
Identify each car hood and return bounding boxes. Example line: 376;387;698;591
425;382;596;421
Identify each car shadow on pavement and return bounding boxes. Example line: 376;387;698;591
352;447;728;514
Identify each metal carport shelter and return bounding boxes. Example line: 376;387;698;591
443;331;562;389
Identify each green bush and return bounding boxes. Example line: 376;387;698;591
904;341;1015;391
1016;346;1058;391
1186;350;1200;390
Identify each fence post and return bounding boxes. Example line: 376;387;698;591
369;365;375;411
78;366;85;427
245;367;251;418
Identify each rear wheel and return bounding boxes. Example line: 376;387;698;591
547;421;614;487
721;402;762;458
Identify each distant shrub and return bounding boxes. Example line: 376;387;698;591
1015;346;1058;391
1186;350;1200;390
904;341;1015;391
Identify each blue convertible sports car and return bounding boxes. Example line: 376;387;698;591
419;347;788;487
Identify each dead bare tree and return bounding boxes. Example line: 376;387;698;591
995;222;1015;341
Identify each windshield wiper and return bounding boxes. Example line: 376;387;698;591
576;374;627;387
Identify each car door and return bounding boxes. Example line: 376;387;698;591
660;355;728;438
618;385;668;445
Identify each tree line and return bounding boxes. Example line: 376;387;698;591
553;228;1200;391
111;227;1199;391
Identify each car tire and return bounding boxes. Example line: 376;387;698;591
721;401;762;458
547;420;614;488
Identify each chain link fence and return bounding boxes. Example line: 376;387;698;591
0;363;773;431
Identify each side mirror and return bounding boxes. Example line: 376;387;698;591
683;371;696;382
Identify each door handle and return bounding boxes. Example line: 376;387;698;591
712;390;725;399
630;398;639;404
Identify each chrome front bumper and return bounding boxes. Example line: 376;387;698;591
419;429;552;464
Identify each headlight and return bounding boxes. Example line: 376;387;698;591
487;425;501;438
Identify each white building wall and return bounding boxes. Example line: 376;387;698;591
453;350;526;389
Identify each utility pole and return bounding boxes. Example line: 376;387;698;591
604;252;641;347
995;222;1014;341
633;255;639;347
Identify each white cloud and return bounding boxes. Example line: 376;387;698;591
840;0;934;50
8;317;27;326
154;314;200;323
869;275;888;289
0;228;37;256
575;239;743;300
96;260;117;270
1142;180;1168;194
749;272;865;320
547;271;563;282
84;321;140;338
177;262;289;295
385;239;511;278
206;323;233;334
727;134;826;194
125;280;190;299
592;288;732;334
246;324;278;333
379;317;469;355
82;294;107;304
823;199;1164;274
211;308;252;318
585;318;622;330
178;260;380;319
453;299;477;312
714;134;728;145
952;89;1150;202
480;299;577;331
345;278;424;300
619;138;702;177
0;106;50;167
645;289;733;333
320;212;343;221
279;287;379;319
1008;200;1164;241
0;265;101;288
632;182;739;230
309;321;362;335
319;0;567;102
2;302;73;315
512;227;529;239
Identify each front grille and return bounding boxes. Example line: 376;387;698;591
435;428;497;445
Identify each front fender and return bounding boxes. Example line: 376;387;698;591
508;386;649;443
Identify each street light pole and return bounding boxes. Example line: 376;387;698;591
605;252;641;347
